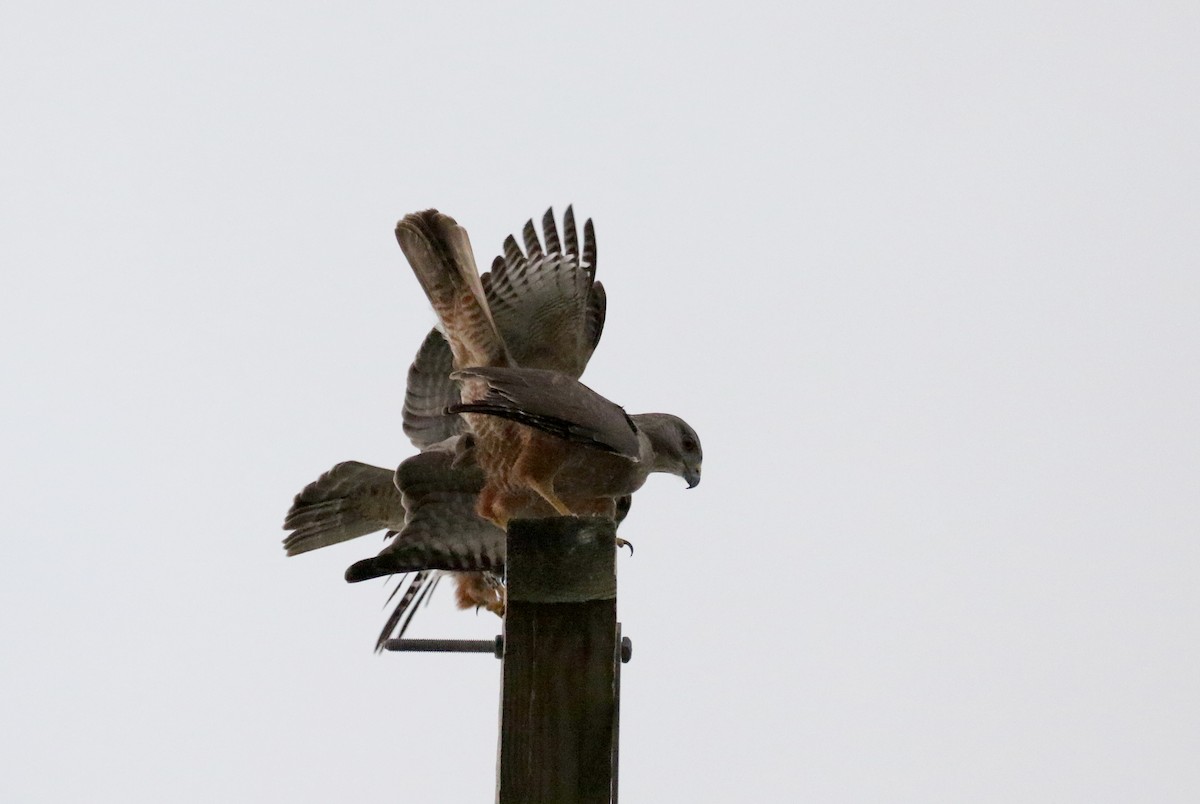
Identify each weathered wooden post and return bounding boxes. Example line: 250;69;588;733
497;515;620;804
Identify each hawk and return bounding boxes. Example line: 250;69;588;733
283;208;603;555
282;208;701;647
284;210;619;643
382;208;700;529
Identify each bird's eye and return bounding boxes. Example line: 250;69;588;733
681;438;696;452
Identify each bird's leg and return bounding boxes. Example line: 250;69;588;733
513;431;575;517
484;594;506;618
590;498;633;553
528;479;574;517
482;572;506;617
454;572;505;617
476;484;509;530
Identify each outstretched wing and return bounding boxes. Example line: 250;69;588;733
401;328;467;448
282;462;404;555
483;206;604;377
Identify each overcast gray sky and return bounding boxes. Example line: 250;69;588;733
2;2;1197;801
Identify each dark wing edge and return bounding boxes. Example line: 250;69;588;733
449;367;641;459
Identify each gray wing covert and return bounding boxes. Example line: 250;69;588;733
449;366;641;459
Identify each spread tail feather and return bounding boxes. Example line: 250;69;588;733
395;210;510;369
374;571;440;652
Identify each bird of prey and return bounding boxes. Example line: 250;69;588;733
283;208;603;553
285;209;633;644
381;208;702;532
283;207;702;648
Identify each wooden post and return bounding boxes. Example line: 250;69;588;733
496;516;619;804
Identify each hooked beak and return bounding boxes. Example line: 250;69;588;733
684;465;701;489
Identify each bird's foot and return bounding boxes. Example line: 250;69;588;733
616;537;634;555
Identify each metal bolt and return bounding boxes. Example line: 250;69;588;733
382;637;503;658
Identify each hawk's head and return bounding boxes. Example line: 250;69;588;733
638;414;703;488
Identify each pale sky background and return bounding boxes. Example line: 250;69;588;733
2;3;1197;802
